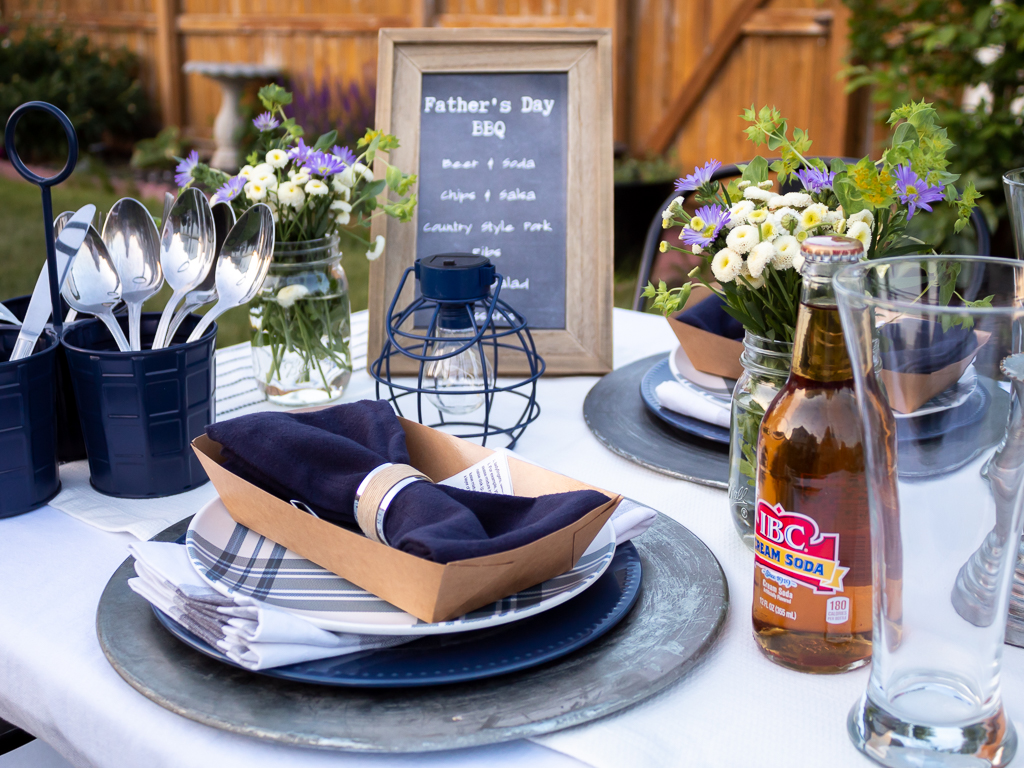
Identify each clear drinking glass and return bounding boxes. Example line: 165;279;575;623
1002;169;1024;260
835;255;1024;768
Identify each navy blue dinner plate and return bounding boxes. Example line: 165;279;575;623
153;540;643;687
640;359;730;444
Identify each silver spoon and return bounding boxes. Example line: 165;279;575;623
62;225;131;352
152;188;216;350
53;211;77;322
186;203;275;343
103;199;163;351
164;201;235;344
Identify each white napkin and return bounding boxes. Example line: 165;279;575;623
610;498;657;543
127;541;409;670
654;380;731;428
51;461;219;541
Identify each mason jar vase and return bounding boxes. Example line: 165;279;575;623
728;332;793;548
250;235;352;407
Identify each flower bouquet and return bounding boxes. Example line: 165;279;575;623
179;84;417;405
643;101;980;543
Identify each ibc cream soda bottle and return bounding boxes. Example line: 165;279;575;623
751;234;887;673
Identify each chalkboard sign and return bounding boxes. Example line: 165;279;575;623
371;29;614;375
416;72;568;329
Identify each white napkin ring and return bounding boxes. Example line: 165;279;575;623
354;463;432;545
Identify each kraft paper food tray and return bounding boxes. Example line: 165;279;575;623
878;329;992;415
666;285;744;380
192;418;620;624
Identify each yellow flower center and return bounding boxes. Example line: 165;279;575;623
906;184;918;195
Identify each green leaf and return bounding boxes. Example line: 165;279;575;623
313;130;338;151
385;163;403;192
258;83;292;110
741;156;770;184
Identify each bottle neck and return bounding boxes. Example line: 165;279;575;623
791;260;854;382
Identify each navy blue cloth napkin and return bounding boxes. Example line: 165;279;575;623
675;294;744;339
879;319;978;375
205;400;609;564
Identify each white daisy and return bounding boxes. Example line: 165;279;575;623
366;235;385;261
747;241;776;278
265;149;289;168
847;221;872;250
848;209;874;227
252;162;275;178
772;235;800;269
243;180;267;202
743;187;773;202
781;192;813;208
726;224;759;254
747;208;768;225
330;200;352;213
305;179;329;196
335;211;351;225
766;195;786;210
728;200;755;227
799;206;824;230
332;177;351;199
276;284;309;308
277;181;305;209
759;216;780;241
737;180;751;190
238;164;255;180
834;218;847;235
793;253;806;272
710;248;744;283
757;180;774;190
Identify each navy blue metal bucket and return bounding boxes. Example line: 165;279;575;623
0;327;60;517
62;312;217;498
5;293;86;462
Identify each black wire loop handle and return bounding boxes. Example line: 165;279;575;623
4;102;80;334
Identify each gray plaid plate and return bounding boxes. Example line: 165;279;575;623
185;498;616;636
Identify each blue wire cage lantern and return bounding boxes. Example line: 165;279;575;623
370;254;544;448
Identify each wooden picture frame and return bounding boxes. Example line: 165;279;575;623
369;28;614;375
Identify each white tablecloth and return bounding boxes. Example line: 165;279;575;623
2;308;1023;768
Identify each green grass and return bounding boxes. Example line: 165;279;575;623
0;172;370;348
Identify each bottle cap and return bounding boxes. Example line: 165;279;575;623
415;253;495;301
801;235;864;264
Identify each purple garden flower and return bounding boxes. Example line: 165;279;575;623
674;159;722;194
174;150;199;188
252;111;280;132
306;150;348;177
288;138;314;165
210;175;246;205
682;204;731;249
893;164;945;220
331;145;356;168
795;167;835;194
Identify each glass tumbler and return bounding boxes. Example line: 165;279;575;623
835;255;1024;768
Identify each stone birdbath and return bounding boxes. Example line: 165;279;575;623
182;61;283;171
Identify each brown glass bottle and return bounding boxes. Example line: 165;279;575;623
751;235;892;673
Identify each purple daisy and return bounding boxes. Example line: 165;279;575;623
174;150;199;188
894;164;945;220
210;175;246;205
674;159;722;194
306;150;348;177
795;167;835;194
252;111;280;132
287;138;313;165
331;145;356;168
682;204;731;248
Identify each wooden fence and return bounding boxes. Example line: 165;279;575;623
1;0;865;170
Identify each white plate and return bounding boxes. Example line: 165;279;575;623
668;345;735;401
185;497;616;636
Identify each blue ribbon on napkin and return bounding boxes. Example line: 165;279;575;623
206;400;609;564
675;294;744;339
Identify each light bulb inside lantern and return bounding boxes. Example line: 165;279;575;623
424;306;494;415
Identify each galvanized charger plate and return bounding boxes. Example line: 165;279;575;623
97;513;729;753
584;353;730;488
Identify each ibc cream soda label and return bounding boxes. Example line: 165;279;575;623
753;499;857;633
754;500;850;594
